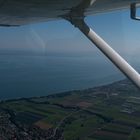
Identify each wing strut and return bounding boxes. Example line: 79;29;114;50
66;17;140;88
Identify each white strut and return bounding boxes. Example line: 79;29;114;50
68;18;140;88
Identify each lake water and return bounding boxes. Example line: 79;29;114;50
0;54;126;100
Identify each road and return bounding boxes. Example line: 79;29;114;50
47;110;80;139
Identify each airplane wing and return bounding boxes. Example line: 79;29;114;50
0;0;140;26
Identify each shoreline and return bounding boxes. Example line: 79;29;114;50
0;79;127;103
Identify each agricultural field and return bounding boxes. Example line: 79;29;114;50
0;79;140;140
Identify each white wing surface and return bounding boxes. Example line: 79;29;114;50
0;0;139;26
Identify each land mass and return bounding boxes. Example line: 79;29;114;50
0;79;140;140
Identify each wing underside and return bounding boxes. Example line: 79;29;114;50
0;0;140;26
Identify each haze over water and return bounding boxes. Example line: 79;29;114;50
0;53;125;100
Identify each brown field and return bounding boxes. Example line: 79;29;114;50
90;130;128;140
77;102;92;108
35;120;52;130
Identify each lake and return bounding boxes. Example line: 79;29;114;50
0;54;126;100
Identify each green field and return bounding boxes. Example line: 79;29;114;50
0;80;140;140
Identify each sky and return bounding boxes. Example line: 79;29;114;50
0;9;140;64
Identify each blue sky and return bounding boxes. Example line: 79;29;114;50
0;9;140;61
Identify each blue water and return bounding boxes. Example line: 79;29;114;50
0;54;125;100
